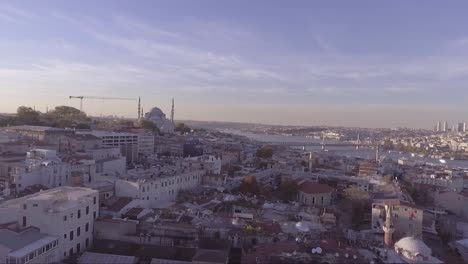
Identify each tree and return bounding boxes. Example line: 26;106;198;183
45;106;89;128
240;176;259;194
256;146;274;159
138;119;160;133
343;186;371;228
175;123;191;134
16;106;40;125
278;180;298;202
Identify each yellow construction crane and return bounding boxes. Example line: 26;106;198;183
69;96;137;112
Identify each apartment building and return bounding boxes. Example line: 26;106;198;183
0;187;99;261
115;170;204;207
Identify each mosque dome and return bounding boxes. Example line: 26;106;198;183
394;237;432;262
143;106;175;133
145;107;166;120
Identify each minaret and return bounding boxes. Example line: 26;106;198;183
141;107;144;119
356;133;361;150
137;97;141;119
308;152;313;172
383;204;395;248
171;98;175;124
375;145;380;163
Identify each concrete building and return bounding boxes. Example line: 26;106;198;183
296;181;334;206
0;227;60;264
0;186;99;261
58;134;101;153
372;200;423;241
115;170;203;207
6;126;75;144
137;132;155;156
9;149;72;193
77;131;138;165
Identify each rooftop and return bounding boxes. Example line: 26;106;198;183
78;252;137;264
0;227;59;258
297;182;334;194
0;186;97;211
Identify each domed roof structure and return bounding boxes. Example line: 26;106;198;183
143;107;174;133
145;107;166;120
394;237;432;262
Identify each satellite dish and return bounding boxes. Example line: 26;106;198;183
316;247;322;254
311;248;316;254
335;253;340;258
345;253;349;258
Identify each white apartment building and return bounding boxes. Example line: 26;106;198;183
10;150;71;193
87;148;126;176
0;228;60;264
115;170;204;207
136;133;155;156
186;155;222;175
0;187;99;261
412;174;464;193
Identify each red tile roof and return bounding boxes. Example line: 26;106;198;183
298;182;334;194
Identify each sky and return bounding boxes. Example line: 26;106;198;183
1;0;468;128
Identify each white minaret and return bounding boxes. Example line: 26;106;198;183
383;204;395;248
137;97;141;119
309;152;313;172
171;98;175;124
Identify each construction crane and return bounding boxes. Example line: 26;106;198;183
69;96;137;112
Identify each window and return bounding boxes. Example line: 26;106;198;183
85;238;89;247
312;197;316;204
321;196;324;204
77;227;80;237
22;216;27;227
93;211;96;219
33;204;38;207
93;196;96;205
64;215;67;221
64;234;67;239
85;223;89;232
64;252;67;257
23;204;27;210
70;231;74;241
70;213;74;219
69;248;73;256
78;209;81;219
86;206;89;215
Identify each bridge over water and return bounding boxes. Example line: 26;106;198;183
267;141;374;147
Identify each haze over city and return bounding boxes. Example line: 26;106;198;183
2;0;468;128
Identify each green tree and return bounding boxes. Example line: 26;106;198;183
138;119;160;133
240;176;259;194
278;180;298;202
16;106;40;125
256;146;274;159
45;106;89;128
175;123;191;134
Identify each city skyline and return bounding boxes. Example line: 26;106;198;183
2;1;468;128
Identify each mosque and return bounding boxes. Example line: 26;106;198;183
139;98;175;134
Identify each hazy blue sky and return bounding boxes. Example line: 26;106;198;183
1;0;468;128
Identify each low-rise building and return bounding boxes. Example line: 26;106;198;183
296;181;334;206
0;186;99;261
0;227;60;264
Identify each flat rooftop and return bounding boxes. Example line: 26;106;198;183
0;186;97;211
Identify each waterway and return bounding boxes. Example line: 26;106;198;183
224;129;468;169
